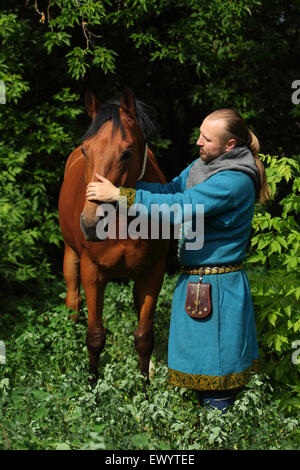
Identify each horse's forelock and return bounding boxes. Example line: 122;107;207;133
81;103;125;141
81;99;158;143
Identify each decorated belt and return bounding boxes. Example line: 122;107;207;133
180;264;243;275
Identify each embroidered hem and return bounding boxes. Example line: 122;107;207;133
119;186;136;209
168;360;259;391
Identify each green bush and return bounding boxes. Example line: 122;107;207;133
0;86;82;284
0;277;299;450
245;153;300;411
0;1;299;449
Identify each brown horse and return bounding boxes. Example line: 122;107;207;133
58;89;169;388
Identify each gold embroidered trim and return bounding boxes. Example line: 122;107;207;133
119;187;136;209
168;360;259;391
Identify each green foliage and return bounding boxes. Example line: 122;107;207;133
42;0;117;78
0;5;81;285
0;86;83;283
0;276;299;450
0;0;299;445
1;0;299;286
245;153;300;410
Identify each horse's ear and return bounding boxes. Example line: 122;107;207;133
85;90;101;120
120;88;136;118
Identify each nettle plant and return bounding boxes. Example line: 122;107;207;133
245;153;300;409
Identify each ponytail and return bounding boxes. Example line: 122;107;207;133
248;130;271;203
207;109;271;203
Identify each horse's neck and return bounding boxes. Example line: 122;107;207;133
142;148;167;184
64;147;84;179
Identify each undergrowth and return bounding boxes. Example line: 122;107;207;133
0;274;299;450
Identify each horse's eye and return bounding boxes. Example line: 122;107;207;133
120;149;133;161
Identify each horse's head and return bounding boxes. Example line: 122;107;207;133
80;89;152;241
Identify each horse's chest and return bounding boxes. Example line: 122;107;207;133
87;238;155;273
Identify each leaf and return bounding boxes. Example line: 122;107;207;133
268;312;278;327
56;443;71;450
269;240;282;254
274;334;289;353
208;427;221;445
246;253;266;264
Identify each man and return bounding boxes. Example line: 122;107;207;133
86;108;269;413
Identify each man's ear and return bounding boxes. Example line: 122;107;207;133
119;88;136;119
225;138;237;152
85;90;101;120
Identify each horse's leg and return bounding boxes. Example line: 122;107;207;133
63;242;82;321
80;250;107;388
133;259;165;389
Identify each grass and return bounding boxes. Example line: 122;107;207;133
0;273;299;450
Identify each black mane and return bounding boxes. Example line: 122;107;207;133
82;99;159;142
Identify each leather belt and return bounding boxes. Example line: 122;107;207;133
180;264;243;275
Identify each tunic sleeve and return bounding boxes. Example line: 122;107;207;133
134;161;195;194
120;171;245;224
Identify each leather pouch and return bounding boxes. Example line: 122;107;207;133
185;275;212;319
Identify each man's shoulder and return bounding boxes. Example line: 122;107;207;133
209;170;254;186
204;171;255;201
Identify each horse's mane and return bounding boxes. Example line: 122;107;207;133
82;99;159;142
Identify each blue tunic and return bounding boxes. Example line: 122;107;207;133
135;160;259;391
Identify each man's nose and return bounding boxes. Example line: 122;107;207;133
197;135;203;146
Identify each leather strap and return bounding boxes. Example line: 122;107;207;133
181;264;242;275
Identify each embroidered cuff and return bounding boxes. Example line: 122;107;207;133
119;186;136;209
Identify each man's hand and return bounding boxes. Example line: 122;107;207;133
86;173;120;202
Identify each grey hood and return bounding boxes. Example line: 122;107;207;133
186;145;260;195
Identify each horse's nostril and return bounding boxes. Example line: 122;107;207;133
80;211;97;227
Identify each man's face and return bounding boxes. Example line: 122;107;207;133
196;118;229;163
